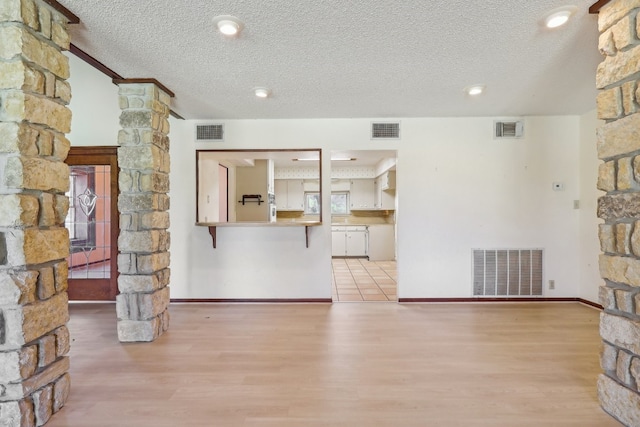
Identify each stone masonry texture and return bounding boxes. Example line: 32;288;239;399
0;0;73;426
597;1;640;425
116;82;172;343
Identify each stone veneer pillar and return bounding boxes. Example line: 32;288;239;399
0;0;73;425
596;1;640;425
115;80;172;342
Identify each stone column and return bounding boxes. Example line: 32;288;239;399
596;1;640;425
0;0;73;425
115;80;172;342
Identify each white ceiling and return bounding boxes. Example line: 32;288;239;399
59;1;602;120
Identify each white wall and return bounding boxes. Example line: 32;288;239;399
66;53;120;147
579;110;604;303
67;55;602;300
396;117;581;298
166;117;583;299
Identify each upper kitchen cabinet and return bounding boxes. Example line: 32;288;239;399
350;179;375;210
378;170;395;191
374;179;393;210
275;179;304;211
374;171;396;210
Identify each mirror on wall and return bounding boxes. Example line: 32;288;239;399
196;149;322;224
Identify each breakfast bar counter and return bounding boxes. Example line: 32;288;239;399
196;221;322;249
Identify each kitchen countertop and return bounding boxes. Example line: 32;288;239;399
197;221;322;227
197;221;322;248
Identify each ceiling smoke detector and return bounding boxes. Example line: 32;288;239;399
213;15;243;36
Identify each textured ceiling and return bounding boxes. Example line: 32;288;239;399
58;0;602;120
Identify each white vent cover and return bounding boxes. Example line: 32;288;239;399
473;249;543;297
195;124;224;141
371;122;400;139
494;120;524;139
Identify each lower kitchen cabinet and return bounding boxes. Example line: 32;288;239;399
332;226;368;257
332;228;347;256
346;228;367;256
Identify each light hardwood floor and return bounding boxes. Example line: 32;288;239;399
48;302;621;426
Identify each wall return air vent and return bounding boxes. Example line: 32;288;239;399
494;120;524;139
371;122;400;139
472;249;543;297
195;124;224;142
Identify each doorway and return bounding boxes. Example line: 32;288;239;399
64;147;119;300
331;258;398;301
329;150;398;302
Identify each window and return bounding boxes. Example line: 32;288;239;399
65;166;97;252
305;193;321;214
331;192;349;215
305;192;350;215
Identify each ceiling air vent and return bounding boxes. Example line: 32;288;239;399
371;122;400;139
494;120;524;139
195;124;224;142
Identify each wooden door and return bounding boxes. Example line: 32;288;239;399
64;147;119;300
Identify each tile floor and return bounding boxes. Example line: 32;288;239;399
332;258;397;301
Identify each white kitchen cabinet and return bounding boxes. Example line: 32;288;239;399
274;180;287;210
350;179;375;210
332;225;368;257
274;179;304;211
346;228;368;256
367;224;395;261
378;171;396;190
373;171;396;210
287;179;304;210
332;227;347;256
374;178;395;210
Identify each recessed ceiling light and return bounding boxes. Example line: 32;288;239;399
254;87;271;98
543;6;577;29
465;85;485;96
213;15;243;36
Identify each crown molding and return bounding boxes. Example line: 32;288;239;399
41;0;80;23
589;0;611;14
